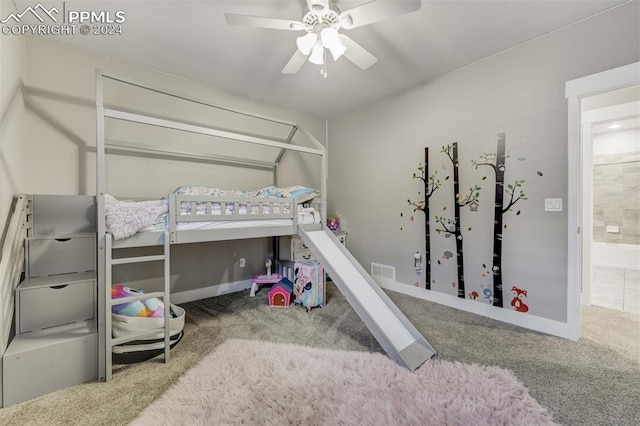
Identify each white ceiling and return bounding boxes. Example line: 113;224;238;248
15;0;632;118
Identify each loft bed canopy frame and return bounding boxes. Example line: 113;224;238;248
96;71;327;204
95;70;327;380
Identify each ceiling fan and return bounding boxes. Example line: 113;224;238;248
225;0;421;75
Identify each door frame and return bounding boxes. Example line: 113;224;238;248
565;61;640;340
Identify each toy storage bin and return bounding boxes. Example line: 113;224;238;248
111;304;185;364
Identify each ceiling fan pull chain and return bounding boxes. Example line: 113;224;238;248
323;48;328;78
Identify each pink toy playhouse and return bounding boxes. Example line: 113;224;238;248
268;278;293;307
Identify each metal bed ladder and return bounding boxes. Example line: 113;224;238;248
104;231;171;381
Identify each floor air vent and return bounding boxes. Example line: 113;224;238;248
371;262;396;281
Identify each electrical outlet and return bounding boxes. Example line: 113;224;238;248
239;258;246;268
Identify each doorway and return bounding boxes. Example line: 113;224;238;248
580;87;640;313
566;61;640;340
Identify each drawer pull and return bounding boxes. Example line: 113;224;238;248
50;285;69;290
55;238;72;242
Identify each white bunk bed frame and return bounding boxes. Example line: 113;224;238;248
96;70;327;380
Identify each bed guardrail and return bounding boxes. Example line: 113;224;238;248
170;195;296;223
0;194;31;355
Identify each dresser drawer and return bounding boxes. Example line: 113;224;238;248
28;235;95;278
279;236;315;261
16;273;96;333
279;235;308;253
290;250;314;262
291;237;309;252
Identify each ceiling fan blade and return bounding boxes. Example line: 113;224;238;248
340;35;378;70
282;50;308;74
340;0;421;30
225;13;305;31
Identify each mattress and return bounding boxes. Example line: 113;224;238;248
144;218;293;232
144;208;320;232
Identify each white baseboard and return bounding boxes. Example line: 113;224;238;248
169;276;573;340
171;279;252;305
374;277;574;340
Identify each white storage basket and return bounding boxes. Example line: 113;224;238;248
111;304;185;364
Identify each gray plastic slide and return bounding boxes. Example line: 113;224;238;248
298;225;436;370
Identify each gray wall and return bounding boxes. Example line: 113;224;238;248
23;37;326;197
22;36;327;294
0;1;26;248
328;2;640;323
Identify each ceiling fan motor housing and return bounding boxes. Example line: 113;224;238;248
302;2;342;32
308;0;332;12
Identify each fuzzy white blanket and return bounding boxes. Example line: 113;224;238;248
105;194;168;240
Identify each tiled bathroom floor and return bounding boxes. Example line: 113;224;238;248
591;266;640;314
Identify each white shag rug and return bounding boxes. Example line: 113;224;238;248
131;339;556;426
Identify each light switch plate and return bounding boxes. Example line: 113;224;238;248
545;198;563;212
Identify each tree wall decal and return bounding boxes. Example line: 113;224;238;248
407;147;441;289
439;142;480;298
472;133;527;307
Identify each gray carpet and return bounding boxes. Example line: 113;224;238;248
0;283;638;425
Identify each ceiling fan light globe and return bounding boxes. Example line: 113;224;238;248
320;27;341;48
308;42;325;65
296;33;318;55
328;43;346;61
